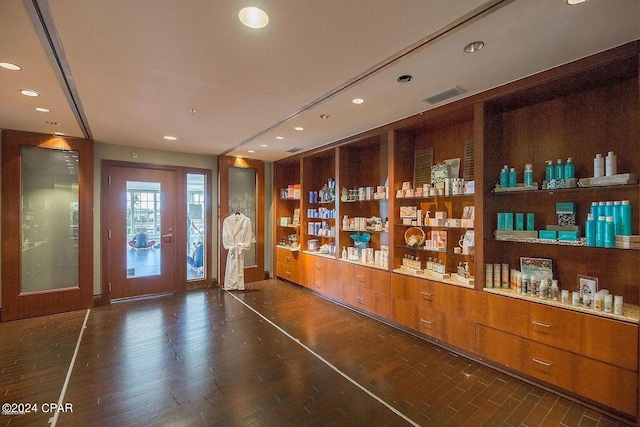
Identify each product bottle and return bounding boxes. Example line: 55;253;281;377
521;273;529;295
508;167;516;188
585;213;596;246
544;160;554;181
605;151;617;176
604;217;615;248
596;215;606;247
597;201;606;219
594;153;604;178
524;163;533;186
539;279;549;300
341;246;347;259
342;215;349;230
621;200;632;236
605;201;614;218
613;201;622;235
590;201;598;217
555;159;564;180
499;165;509;188
564;157;575;179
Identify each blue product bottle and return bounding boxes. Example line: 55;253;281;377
564;157;575;179
499;165;509;188
604;216;615;248
585;213;596;247
508;168;516;188
590;201;598;217
545;160;554;181
613;201;622;235
621;200;632;236
605;201;614;218
555;159;564;180
524;164;533;186
598;201;606;219
596;215;606;247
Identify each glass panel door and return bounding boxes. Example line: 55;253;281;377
126;181;161;278
21;146;79;293
187;173;206;280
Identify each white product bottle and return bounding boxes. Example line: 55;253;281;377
606;151;617;176
342;215;349;230
594;153;604;178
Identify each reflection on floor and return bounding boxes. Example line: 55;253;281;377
126;245;161;277
0;281;632;426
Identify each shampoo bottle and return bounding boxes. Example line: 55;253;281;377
596;215;606;247
621;200;632;236
499;165;509;188
606;151;617;176
555;159;564;180
594;153;604;177
508;167;516;188
613;201;622;235
564;157;575;179
524;163;533;186
604;216;615;248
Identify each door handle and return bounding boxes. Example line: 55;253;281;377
162;232;173;242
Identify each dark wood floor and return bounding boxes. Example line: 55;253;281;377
0;279;633;426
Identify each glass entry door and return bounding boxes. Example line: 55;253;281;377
106;165;177;299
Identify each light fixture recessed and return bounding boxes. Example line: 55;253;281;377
352;98;364;104
294;127;304;131
0;62;21;71
248;150;255;153
35;107;50;113
21;89;39;97
260;144;268;147
54;132;65;136
320;114;331;120
566;0;587;4
163;135;178;141
45;121;59;126
397;74;413;83
464;41;484;53
275;136;284;140
239;7;269;29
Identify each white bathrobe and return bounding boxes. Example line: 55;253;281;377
222;212;253;290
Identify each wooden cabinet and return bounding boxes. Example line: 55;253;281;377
338;262;391;319
477;325;637;416
276;247;303;284
304;255;337;298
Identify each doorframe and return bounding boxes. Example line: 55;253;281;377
100;161;212;303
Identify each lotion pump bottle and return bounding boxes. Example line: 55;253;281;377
564;157;575;179
341;246;347;259
606;151;617;176
594;153;604;177
524;164;533;186
544;160;554;181
499;165;509;188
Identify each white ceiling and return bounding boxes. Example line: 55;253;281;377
1;0;638;162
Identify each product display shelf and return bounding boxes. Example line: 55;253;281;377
494;234;640;250
483;287;639;324
341;198;388;203
392;268;474;289
302;250;335;259
276;244;300;252
341;228;387;233
395;223;473;230
396;193;474;200
490;183;639;196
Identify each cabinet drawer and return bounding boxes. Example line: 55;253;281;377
477;325;637;416
276;248;301;267
391;274;422;301
444;315;475;353
481;294;638;370
353;265;391;295
418;307;445;340
391;297;419;330
277;262;300;283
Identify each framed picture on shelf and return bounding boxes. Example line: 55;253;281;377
520;257;553;283
577;275;598;301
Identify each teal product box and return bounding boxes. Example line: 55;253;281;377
497;213;506;230
515;213;524;231
558;230;580;241
556;202;577;214
539;230;557;240
504;212;513;230
526;213;535;231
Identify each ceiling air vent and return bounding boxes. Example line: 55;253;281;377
423;86;466;105
287;147;302;153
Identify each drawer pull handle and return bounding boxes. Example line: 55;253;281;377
356;275;365;280
286;271;291;276
532;320;551;329
286;256;291;262
356;296;364;304
420;319;433;325
532;358;552;367
421;292;433;299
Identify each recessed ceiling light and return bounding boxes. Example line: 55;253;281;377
45;121;59;126
464;41;484;53
163;135;178;141
294;127;304;131
320;114;330;119
239;7;269;29
248;150;255;153
0;62;21;71
21;89;39;97
397;74;413;83
566;0;587;4
260;144;267;147
35;107;50;113
275;136;284;140
352;98;364;104
54;132;65;136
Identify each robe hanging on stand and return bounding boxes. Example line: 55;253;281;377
222;211;253;290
